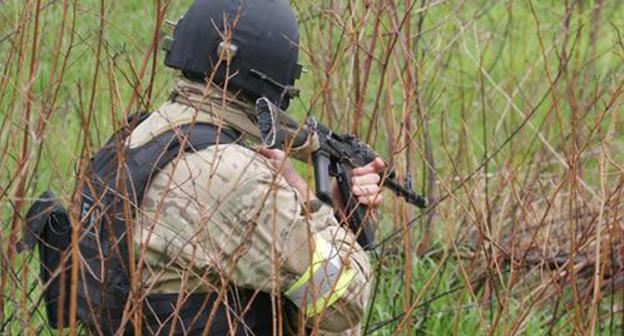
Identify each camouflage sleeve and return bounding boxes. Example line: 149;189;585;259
192;144;372;333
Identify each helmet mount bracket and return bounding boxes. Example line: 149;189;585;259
250;68;300;106
217;41;238;63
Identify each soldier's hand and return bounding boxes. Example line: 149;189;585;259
351;158;384;207
258;148;316;201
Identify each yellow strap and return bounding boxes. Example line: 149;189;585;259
285;245;325;295
285;238;357;317
303;268;356;317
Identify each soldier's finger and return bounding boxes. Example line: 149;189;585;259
370;158;385;171
352;184;380;196
371;193;383;205
352;174;380;186
358;193;383;206
352;165;375;176
259;147;287;159
353;158;385;175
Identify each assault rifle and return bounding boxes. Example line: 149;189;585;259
255;98;426;250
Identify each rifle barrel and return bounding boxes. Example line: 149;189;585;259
382;178;427;208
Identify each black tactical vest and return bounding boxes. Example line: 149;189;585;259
27;112;297;335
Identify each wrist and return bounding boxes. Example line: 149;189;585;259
329;180;344;211
288;176;317;202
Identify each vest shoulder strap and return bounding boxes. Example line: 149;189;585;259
125;123;241;206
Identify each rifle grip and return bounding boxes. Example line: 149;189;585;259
336;166;375;250
313;150;333;205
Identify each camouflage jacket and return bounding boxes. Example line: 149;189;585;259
127;82;371;334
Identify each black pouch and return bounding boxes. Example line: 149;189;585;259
23;191;72;329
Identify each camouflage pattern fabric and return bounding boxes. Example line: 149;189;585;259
127;82;371;334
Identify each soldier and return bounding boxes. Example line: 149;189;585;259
34;0;384;335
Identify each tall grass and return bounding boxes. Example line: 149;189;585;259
1;0;623;334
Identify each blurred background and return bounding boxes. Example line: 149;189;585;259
1;0;623;334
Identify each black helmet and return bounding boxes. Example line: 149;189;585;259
164;0;301;110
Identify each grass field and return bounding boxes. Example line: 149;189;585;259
1;0;624;334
